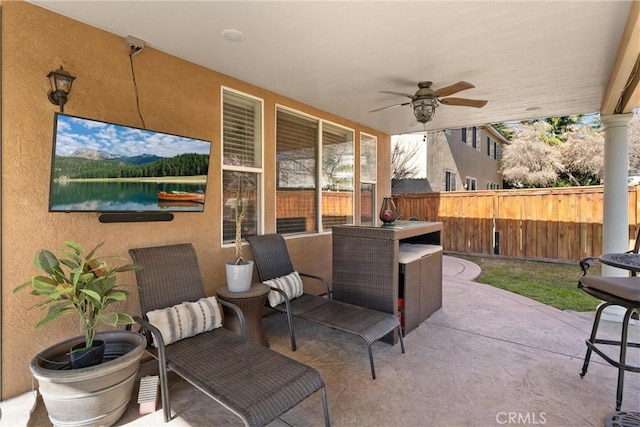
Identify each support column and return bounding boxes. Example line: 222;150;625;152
601;113;633;276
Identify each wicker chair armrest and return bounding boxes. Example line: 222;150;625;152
579;256;601;276
218;299;247;338
299;272;332;299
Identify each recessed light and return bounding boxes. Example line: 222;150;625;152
222;29;246;42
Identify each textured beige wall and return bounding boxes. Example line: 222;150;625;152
1;1;390;398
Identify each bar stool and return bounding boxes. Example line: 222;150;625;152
577;257;640;411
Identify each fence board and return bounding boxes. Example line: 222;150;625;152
394;186;639;262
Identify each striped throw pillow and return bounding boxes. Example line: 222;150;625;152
146;296;222;347
263;271;304;308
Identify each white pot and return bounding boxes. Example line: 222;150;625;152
225;260;254;292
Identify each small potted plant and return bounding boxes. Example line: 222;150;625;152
14;240;146;426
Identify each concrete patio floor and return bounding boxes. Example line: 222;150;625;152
4;256;640;426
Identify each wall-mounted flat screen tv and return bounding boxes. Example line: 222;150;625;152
49;113;211;213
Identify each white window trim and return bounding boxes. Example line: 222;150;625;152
465;176;477;191
221;86;265;248
275;105;356;235
359;131;377;226
319;119;355;233
360;132;377;185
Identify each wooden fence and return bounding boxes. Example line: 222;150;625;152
394;186;640;262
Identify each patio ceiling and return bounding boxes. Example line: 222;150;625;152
28;0;640;135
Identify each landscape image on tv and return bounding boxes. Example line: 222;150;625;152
49;113;211;212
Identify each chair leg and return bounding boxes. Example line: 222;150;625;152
615;307;634;411
367;344;376;380
581;302;610;378
397;325;406;354
156;350;172;422
321;386;331;427
284;311;297;351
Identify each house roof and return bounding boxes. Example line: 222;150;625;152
28;0;640;135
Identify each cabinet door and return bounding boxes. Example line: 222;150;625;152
401;260;421;334
419;251;443;321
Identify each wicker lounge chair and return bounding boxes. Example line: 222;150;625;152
129;243;330;426
247;234;405;379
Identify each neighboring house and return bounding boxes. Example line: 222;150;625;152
392;178;432;194
425;125;507;192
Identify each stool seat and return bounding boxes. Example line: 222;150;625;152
577;259;640;412
579;276;640;302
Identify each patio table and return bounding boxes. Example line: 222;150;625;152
599;253;640;275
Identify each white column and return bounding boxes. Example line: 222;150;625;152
601;113;633;277
600;113;634;323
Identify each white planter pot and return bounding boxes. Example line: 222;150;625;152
30;330;146;427
225;260;254;292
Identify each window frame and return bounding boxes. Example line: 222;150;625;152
465;176;477;191
471;126;478;149
221;87;264;247
445;170;457;191
360;132;377;226
275;105;356;235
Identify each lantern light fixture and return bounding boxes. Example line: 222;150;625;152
47;66;76;112
411;98;438;124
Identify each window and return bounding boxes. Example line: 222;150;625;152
494;142;500;160
445;171;456;191
461;127;467;143
322;122;354;230
222;88;263;244
471;127;478;149
465;177;477;191
487;181;499;190
275;108;355;234
486;137;491;156
275;109;318;234
360;133;377;226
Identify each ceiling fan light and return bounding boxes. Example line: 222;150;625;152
412;99;437;124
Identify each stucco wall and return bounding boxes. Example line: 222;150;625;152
427;129;503;191
1;1;390;398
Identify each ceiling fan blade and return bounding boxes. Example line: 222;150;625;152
369;101;411;113
434;81;475;97
440;97;488;108
378;90;414;99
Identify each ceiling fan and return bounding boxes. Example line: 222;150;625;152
370;81;488;124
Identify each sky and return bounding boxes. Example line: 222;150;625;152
391;133;429;178
54;114;212;158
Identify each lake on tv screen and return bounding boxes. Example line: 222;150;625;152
50;114;212;212
50;181;207;212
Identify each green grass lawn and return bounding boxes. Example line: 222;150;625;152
457;255;602;312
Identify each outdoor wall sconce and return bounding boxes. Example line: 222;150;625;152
47;66;76;112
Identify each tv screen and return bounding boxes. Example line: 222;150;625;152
49;113;211;213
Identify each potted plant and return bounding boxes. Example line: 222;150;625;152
14;240;146;427
224;167;256;292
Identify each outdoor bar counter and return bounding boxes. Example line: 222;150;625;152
332;221;443;342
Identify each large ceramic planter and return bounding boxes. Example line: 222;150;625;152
226;260;254;292
30;330;146;427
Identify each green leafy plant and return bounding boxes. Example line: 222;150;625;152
14;241;141;352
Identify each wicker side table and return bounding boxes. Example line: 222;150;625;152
216;283;270;347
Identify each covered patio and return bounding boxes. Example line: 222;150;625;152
5;256;639;426
1;2;639;424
